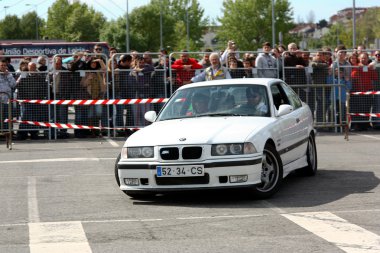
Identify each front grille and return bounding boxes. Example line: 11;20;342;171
160;147;179;160
155;173;210;185
182;146;202;159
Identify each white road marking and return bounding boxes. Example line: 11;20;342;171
354;134;380;141
282;211;380;253
29;221;92;253
261;200;287;214
0;157;115;164
28;177;40;223
106;138;120;147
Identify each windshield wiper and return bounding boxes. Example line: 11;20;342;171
204;113;246;117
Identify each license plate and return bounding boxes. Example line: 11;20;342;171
156;165;204;177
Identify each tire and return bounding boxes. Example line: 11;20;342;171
125;191;156;199
251;144;283;199
300;134;318;176
115;153;121;186
114;154;156;199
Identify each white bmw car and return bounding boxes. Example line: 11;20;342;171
115;78;317;199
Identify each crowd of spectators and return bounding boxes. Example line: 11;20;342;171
1;41;380;140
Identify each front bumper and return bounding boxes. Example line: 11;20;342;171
117;157;263;192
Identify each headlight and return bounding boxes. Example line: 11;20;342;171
121;147;154;159
211;143;257;156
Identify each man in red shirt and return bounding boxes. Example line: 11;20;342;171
350;52;378;131
171;50;202;91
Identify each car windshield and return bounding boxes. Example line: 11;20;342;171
157;84;270;121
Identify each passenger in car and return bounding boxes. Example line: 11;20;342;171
238;87;268;116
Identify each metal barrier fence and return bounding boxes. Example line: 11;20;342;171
344;50;380;132
0;92;12;149
1;49;379;142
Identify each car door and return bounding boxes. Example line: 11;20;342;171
270;82;307;166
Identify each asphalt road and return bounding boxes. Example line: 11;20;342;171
0;132;379;253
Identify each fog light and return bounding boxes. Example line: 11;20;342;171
124;178;139;186
229;175;248;183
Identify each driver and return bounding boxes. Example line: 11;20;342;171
191;92;209;114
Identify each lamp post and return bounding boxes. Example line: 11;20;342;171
272;0;275;47
186;0;190;51
352;0;356;48
126;0;130;52
26;4;38;40
3;6;9;17
160;0;163;50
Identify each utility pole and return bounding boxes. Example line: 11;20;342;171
272;0;275;47
126;0;130;52
352;0;356;48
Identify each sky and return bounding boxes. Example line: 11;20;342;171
0;0;379;23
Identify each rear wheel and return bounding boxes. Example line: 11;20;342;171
251;144;283;199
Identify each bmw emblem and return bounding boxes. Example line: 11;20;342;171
179;138;186;141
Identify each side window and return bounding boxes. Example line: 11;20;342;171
270;83;289;110
280;82;302;109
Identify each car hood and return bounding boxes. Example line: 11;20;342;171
125;117;275;146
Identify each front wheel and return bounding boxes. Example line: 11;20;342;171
125;191;156;199
115;153;121;187
300;134;318;176
251;144;283;199
114;154;156;199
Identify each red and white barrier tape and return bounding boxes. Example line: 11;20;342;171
4;119;140;131
348;113;380;118
13;98;169;105
350;91;380;95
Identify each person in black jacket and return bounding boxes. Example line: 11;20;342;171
284;43;307;101
16;62;49;140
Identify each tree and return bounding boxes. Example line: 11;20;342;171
20;12;44;40
217;0;294;51
100;18;128;51
0;15;22;39
320;7;380;49
100;1;177;52
317;19;328;29
356;8;380;47
170;0;208;51
65;3;106;41
321;22;351;48
45;0;71;39
44;0;106;41
100;0;207;52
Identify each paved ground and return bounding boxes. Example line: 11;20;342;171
0;132;379;253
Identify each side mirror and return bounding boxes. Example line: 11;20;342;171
144;111;157;123
277;104;293;117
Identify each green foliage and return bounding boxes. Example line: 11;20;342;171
318;19;328;28
19;12;43;39
0;15;21;39
44;0;106;41
45;0;71;40
100;18;127;51
356;8;380;47
101;0;207;52
65;4;106;41
319;8;380;49
217;0;294;51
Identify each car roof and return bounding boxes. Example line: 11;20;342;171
178;78;283;90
